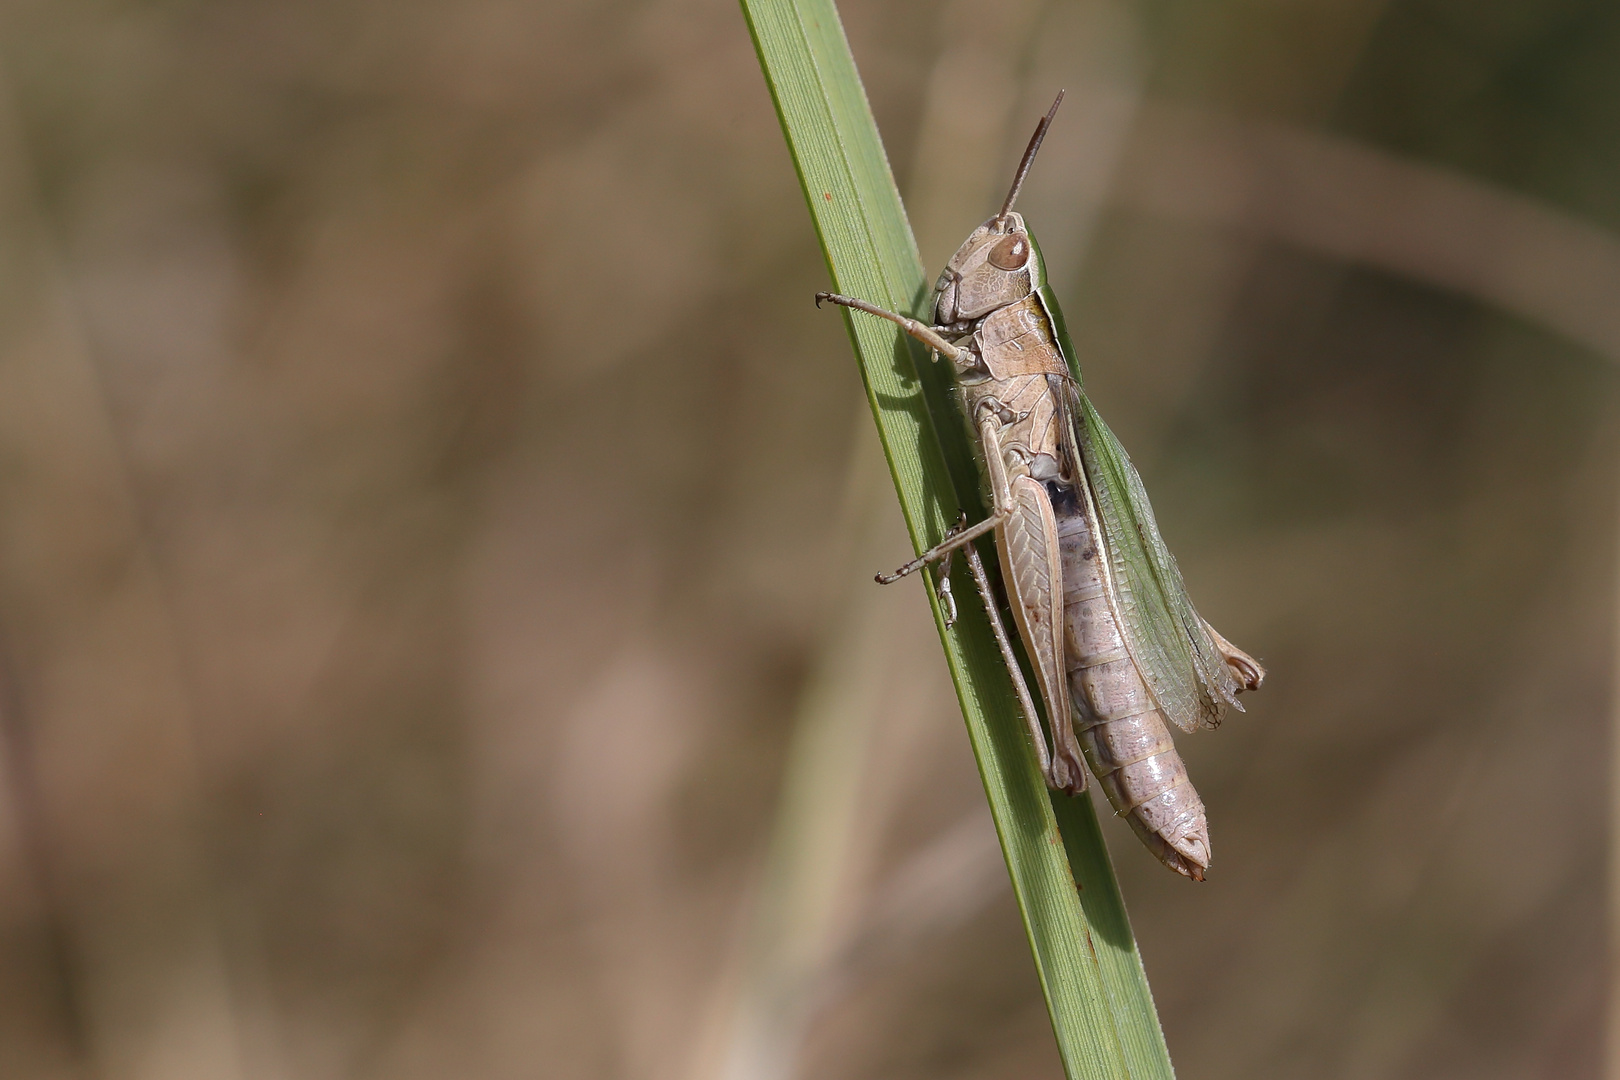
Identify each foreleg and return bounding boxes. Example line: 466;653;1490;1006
815;292;973;366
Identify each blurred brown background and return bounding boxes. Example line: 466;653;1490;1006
0;0;1614;1078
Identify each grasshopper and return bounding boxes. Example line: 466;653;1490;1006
817;93;1263;879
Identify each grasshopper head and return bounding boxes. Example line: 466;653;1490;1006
933;212;1036;323
932;91;1062;326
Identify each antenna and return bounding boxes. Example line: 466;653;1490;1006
998;90;1065;221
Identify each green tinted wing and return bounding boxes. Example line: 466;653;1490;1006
1067;384;1241;732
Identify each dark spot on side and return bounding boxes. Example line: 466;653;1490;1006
1081;549;1094;560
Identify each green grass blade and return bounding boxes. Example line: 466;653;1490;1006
738;1;1178;1077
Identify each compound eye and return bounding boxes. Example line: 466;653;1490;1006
987;233;1030;271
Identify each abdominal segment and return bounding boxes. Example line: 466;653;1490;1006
1055;510;1211;880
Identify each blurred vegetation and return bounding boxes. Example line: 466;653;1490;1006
0;0;1611;1079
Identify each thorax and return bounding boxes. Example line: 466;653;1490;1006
954;294;1072;487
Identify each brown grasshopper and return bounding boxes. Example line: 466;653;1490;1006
818;93;1263;879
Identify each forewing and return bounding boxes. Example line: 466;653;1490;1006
1063;383;1241;732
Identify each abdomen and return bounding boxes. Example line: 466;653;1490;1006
1056;509;1212;880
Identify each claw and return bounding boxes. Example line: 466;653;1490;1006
1048;750;1087;795
937;571;958;629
